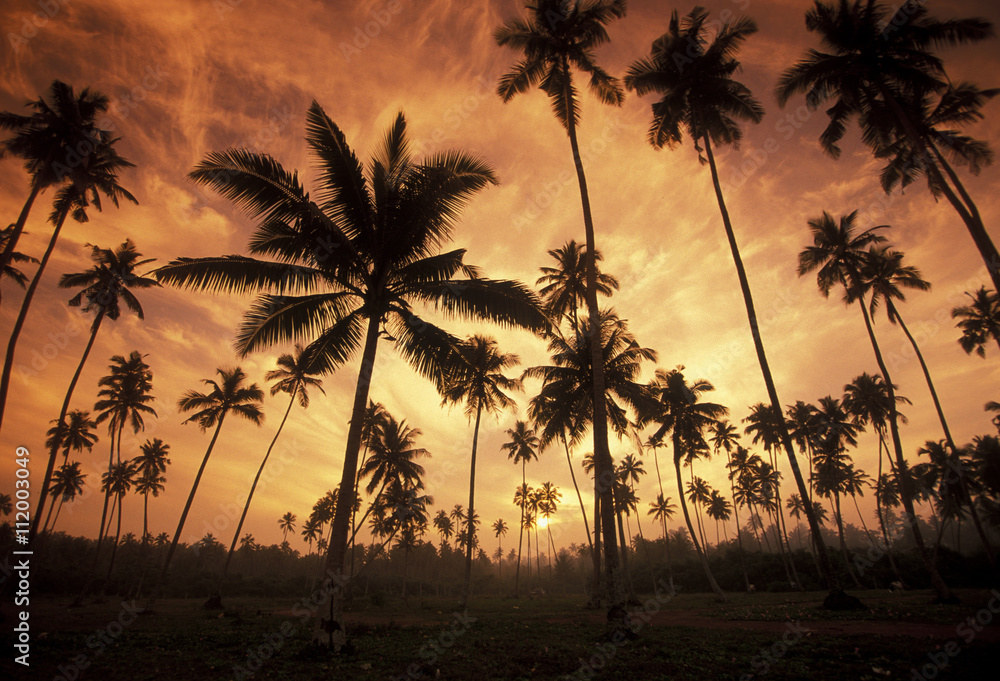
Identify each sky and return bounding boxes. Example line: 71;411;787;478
1;0;999;556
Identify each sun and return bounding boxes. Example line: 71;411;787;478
536;517;549;530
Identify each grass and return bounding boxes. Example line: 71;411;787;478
3;589;998;680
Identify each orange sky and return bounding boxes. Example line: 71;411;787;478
1;0;999;554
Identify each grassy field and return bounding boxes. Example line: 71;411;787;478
3;588;998;680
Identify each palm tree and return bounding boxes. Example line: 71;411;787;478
495;0;630;628
799;210;956;602
301;518;321;554
0;81;118;281
159;367;264;584
351;400;388;573
501;420;538;597
433;509;454;547
279;512;297;543
778;0;998;292
513;484;534;585
220;345;324;588
102;460;136;579
0;143;137;435
132;438;170;548
0;226;38;294
953;287;1000;357
43;461;86;534
706;490;732;548
492;518;508;588
536;240;618;334
45;409;98;466
440;334;520;606
153;105;546;647
538;481;561;577
25;238;157;539
642;366;728;600
625;6;834;593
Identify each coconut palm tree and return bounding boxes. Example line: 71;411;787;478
641;366;728;600
0;80;118;280
433;509;454;547
22;239;155;540
45;409;98;466
219;345;325;590
799;210;956;602
513;484;534;585
132;438;170;548
102;460;136;579
501;420;538;597
706;490;732;548
0;144;137;436
43;461;86;534
492;518;508;587
953;287;1000;357
538;481;561;577
0;226;38;294
279;512;297;543
351;400;388;573
92;352;156;558
301;518;321;555
356;414;430;533
159;367;264;584
536;240;619;335
153;105;546;647
625;7;834;592
778;0;998;292
440;334;520;606
495;0;630;627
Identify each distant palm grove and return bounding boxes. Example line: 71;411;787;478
2;0;999;649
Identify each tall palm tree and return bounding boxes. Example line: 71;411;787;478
92;352;156;559
0;226;38;294
279;512;297;543
0;80;117;280
513;484;534;585
799;210;956;602
707;490;733;548
952;287;1000;357
0;144;137;434
132;438;170;547
642;366;728;600
495;0;630;627
712;420;751;590
301;518;321;554
492;518;508;588
538;481;562;577
536;240;618;334
102;460;136;579
625;6;834;593
159;367;264;584
45;409;98;466
153;105;546;647
355;413;430;534
43;461;86;534
351;400;388;574
501;420;539;597
25;239;157;538
777;0;998;292
219;345;325;588
440;334;520;605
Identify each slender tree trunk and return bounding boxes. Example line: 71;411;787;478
219;392;297;592
674;438;725;600
561;60;626;632
106;493;124;581
703;136;839;593
614;499;633;597
515;462;525;597
833;493;863;588
461;403;483;607
50;496;66;534
851;493;878;550
0;209;69;432
875;440;904;583
890;303;996;568
93;440;115;567
727;466;751;591
158;414;227;587
563;435;594;560
30;311;105;539
314;316;382;648
855;296;956;602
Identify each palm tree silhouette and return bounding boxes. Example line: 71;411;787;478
91;352;156;559
492;518;508;589
495;0;629;626
642;366;728;600
154;105;545;646
132;438;170;548
218;345;325;595
777;0;999;292
279;512;297;543
501;420;538;597
625;6;831;593
0;226;38;293
536;240;618;336
0;143;137;433
45;409;98;466
441;334;520;606
102;460;136;580
799;210;956;602
952;287;1000;357
44;461;87;534
23;240;155;539
159;367;264;586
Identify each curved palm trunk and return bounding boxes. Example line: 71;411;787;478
158;413;227;588
515;461;525;597
49;495;67;534
219;392;297;593
855;296;955;602
0;208;69;432
703;136;839;593
31;310;105;539
850;492;878;550
674;438;725;600
315;317;382;648
561;60;625;630
563;435;594;561
461;403;484;607
93;440;116;567
889;302;996;568
106;492;125;581
614;499;634;597
0;180;44;302
833;493;863;588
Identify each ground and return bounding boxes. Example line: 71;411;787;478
2;589;998;680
